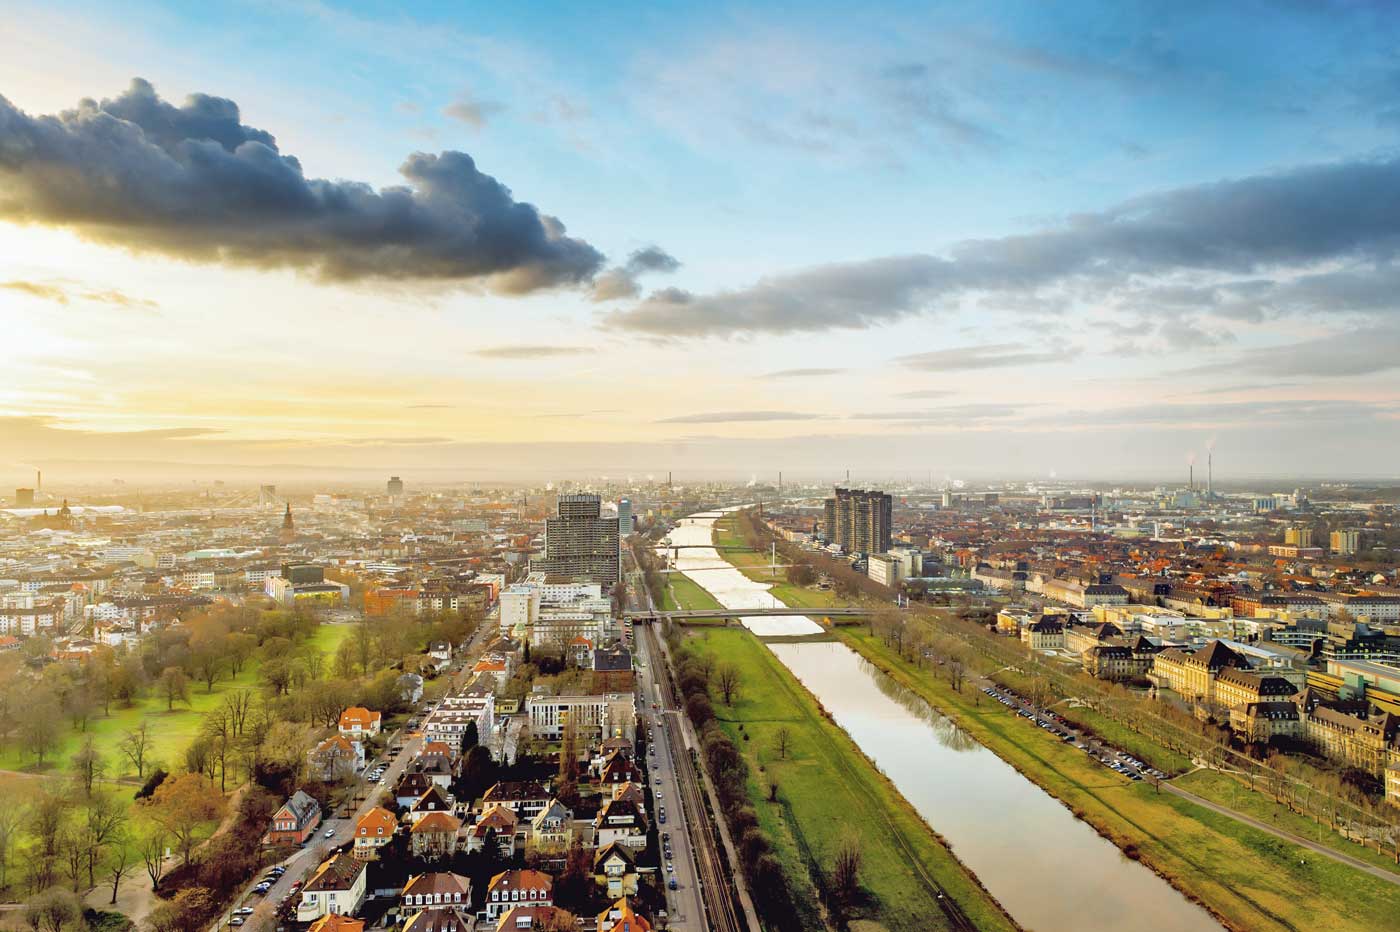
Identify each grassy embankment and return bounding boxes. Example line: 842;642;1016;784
686;627;1018;932
711;516;844;611
1175;768;1400;876
840;627;1400;932
666;543;1017;932
0;623;355;779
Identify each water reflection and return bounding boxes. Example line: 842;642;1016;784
666;511;1219;932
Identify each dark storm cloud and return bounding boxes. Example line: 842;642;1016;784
895;343;1061;371
0;79;603;292
606;155;1400;337
589;245;681;302
656;410;826;424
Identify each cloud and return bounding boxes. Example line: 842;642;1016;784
474;345;593;360
590;245;681;302
656;410;827;424
442;88;505;128
893;388;956;399
850;403;1024;424
606;153;1400;337
895;343;1061;371
1;279;157;309
1222;327;1400;377
757;368;846;379
0;79;603;293
2;280;68;303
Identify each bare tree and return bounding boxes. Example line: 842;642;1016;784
119;723;151;780
71;737;105;798
830;834;863;913
775;727;792;760
158;666;189;711
139;825;166;890
716;663;741;705
106;831;135;905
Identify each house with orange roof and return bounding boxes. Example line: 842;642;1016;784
308;914;364;932
339;707;382;737
309;734;364;782
352;807;397;860
410;811;462;861
484;870;553;922
597;897;651;932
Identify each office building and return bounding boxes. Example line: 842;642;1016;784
530;494;620;587
387;476;405;498
825;487;892;555
617;498;633;536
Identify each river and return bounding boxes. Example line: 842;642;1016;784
664;510;1221;932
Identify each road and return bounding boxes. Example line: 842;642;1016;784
633;625;711;931
214;714;427;930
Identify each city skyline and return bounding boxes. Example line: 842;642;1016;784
5;1;1400;481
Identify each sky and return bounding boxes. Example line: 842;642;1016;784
3;0;1400;483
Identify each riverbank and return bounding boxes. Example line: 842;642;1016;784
684;626;1020;932
839;626;1400;932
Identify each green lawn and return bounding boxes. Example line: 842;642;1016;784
1176;769;1400;876
0;622;357;780
840;628;1400;932
688;628;1018;932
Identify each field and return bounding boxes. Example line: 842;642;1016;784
839;628;1400;932
0;622;355;781
686;627;1018;932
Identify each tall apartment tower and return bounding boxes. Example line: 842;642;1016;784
827;487;892;555
822;498;837;543
531;493;621;587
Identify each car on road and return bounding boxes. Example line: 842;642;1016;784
230;918;246;926
324;827;336;838
235;908;255;916
253;884;271;895
668;877;678;890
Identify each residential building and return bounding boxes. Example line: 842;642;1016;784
297;854;367;922
264;790;321;846
826;488;892;554
339;707;383;738
352;807;397;861
527;693;636;741
484;870;553;922
410;811;462;861
308;735;364;782
401;872;472;911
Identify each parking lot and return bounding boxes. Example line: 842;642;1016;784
978;682;1168;784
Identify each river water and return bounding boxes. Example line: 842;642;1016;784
664;510;1220;932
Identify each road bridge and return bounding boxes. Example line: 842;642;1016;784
625;606;876;622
